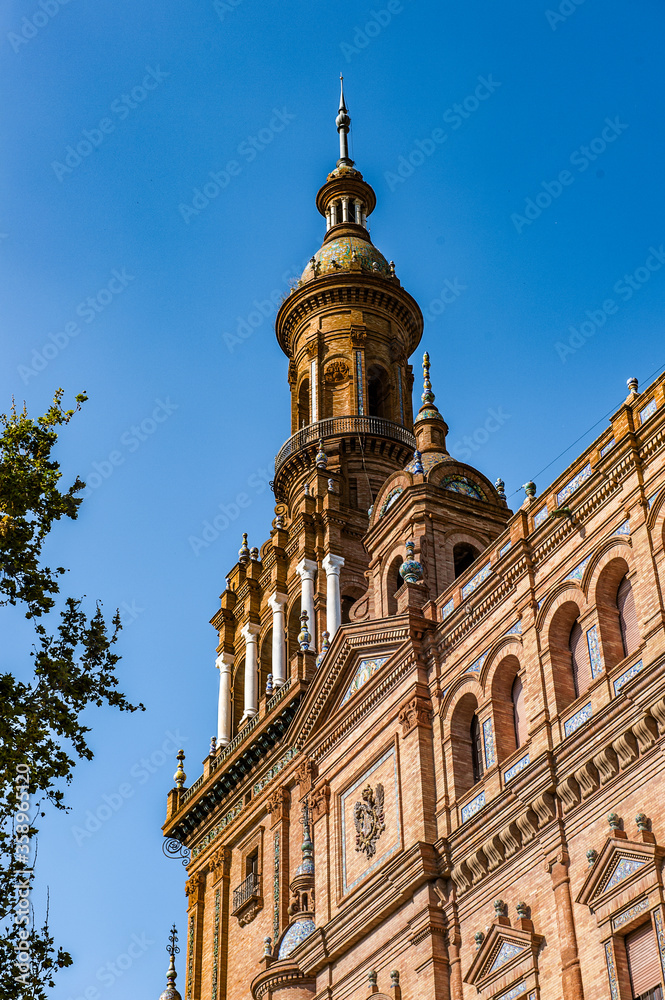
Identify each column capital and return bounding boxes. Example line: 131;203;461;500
268;592;289;611
322;553;345;575
296;557;318;580
215;651;234;671
241;621;261;641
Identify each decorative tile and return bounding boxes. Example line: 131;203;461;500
341;656;389;704
504;753;530;784
273;833;280;943
277;917;316;958
653;908;665;982
600;438;615;457
612;519;630;537
461;790;485;824
192;801;243;859
462;561;492;599
490;941;526;973
499;541;512;557
586;625;603;678
497;982;527;1000
557;462;592;506
505;620;523;637
533;506;548;528
528;994;536;1000
186;911;195;1000
605;857;646;893
466;650;488;674
405;450;447;474
253;748;297;797
441;597;454;620
304;235;390;281
648;493;657;509
612;897;648;930
379;486;403;518
483;717;496;769
564;702;592;737
640;398;657;423
356;350;364;415
211;888;220;1000
440;474;485;500
340;747;401;892
604;940;620;1000
613;659;643;696
566;554;592;583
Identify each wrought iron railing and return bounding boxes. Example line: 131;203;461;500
274;416;416;476
233;872;260;912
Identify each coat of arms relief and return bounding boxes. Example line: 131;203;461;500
353;783;385;859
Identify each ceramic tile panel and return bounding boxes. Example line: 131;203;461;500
604;941;619;1000
557;462;592;505
612;897;648;930
499;541;512;557
461;790;485;824
462;561;492;599
497;982;527;1000
640;398;657;423
614;659;643;696
566;554;592;583
533;506;548;528
441;597;454;620
505;620;523;637
483;717;496;768
342;656;389;704
600;438;615;457
587;625;603;678
490;941;526;972
504;753;530;784
564;702;592;737
605;857;646;893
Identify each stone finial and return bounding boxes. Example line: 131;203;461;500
608;812;621;832
495;477;506;500
399;539;423;584
174;750;186;789
298;611;311;651
266;673;274;696
636;812;649;832
389;261;396;277
238;532;250;565
474;931;484;949
315;440;328;469
304;482;310;497
263;936;272;957
390;970;400;986
412;449;424;475
316;632;330;669
368;970;378;988
327;478;335;493
627;377;639;395
209;736;217;756
493;899;505;919
516;901;528;920
523;481;536;499
250;546;260;562
586;848;598;866
422;352;435;406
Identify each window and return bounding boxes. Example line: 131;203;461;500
386;555;403;616
570;621;592;698
298;379;310;427
625;921;663;1000
618;575;640;658
512;675;526;748
246;849;259;879
348;477;358;509
454;543;479;579
367;365;389;418
471;714;484;784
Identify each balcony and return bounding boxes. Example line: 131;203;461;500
232;872;262;926
274;415;416;476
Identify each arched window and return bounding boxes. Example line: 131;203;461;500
449;693;481;800
386;555;403;616
570;621;592;698
232;659;245;735
367;365;389;418
298;379;310;428
471;714;484;784
453;542;478;579
617;575;640;657
512;675;526;748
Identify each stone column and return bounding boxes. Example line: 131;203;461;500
240;623;260;722
547;853;585;999
297;558;317;653
322;554;344;638
341;196;349;222
268;593;288;688
216;651;233;745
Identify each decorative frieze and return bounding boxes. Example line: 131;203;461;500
564;702;592;737
266;786;290;828
462;790;485;824
557;462;592;505
462;561;492;599
612;896;648;930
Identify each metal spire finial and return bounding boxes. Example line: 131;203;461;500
301;797;313;861
163;925;180;990
336;75;353;167
421;352;435;406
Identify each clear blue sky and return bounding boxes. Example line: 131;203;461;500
1;0;664;995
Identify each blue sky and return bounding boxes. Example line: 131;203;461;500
1;0;664;995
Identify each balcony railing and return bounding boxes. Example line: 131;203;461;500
233;872;260;913
274;416;416;476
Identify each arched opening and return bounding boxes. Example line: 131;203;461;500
512;675;526;748
449;692;481;800
341;585;365;624
367;365;389;418
260;629;273;703
471;714;484;784
386;554;403;616
570;620;591;698
595;556;637;669
298;380;310;428
286;598;302;662
232;658;245;736
618;575;640;658
548;600;584;713
453;542;479;579
491;654;524;763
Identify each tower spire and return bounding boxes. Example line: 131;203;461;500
411;351;449;464
159;925;182;1000
336;75;353;167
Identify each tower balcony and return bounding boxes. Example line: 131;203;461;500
274;415;416;477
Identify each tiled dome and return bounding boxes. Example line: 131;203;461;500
277;918;316;959
301;237;390;282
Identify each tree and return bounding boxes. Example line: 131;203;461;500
0;389;143;996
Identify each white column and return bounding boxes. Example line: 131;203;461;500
342;197;349;222
310;359;318;422
268;592;288;688
322;554;345;638
216;651;233;746
240;622;260;722
296;558;317;653
354;199;361;224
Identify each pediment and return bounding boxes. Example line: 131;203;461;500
576;836;664;912
464;923;542;990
